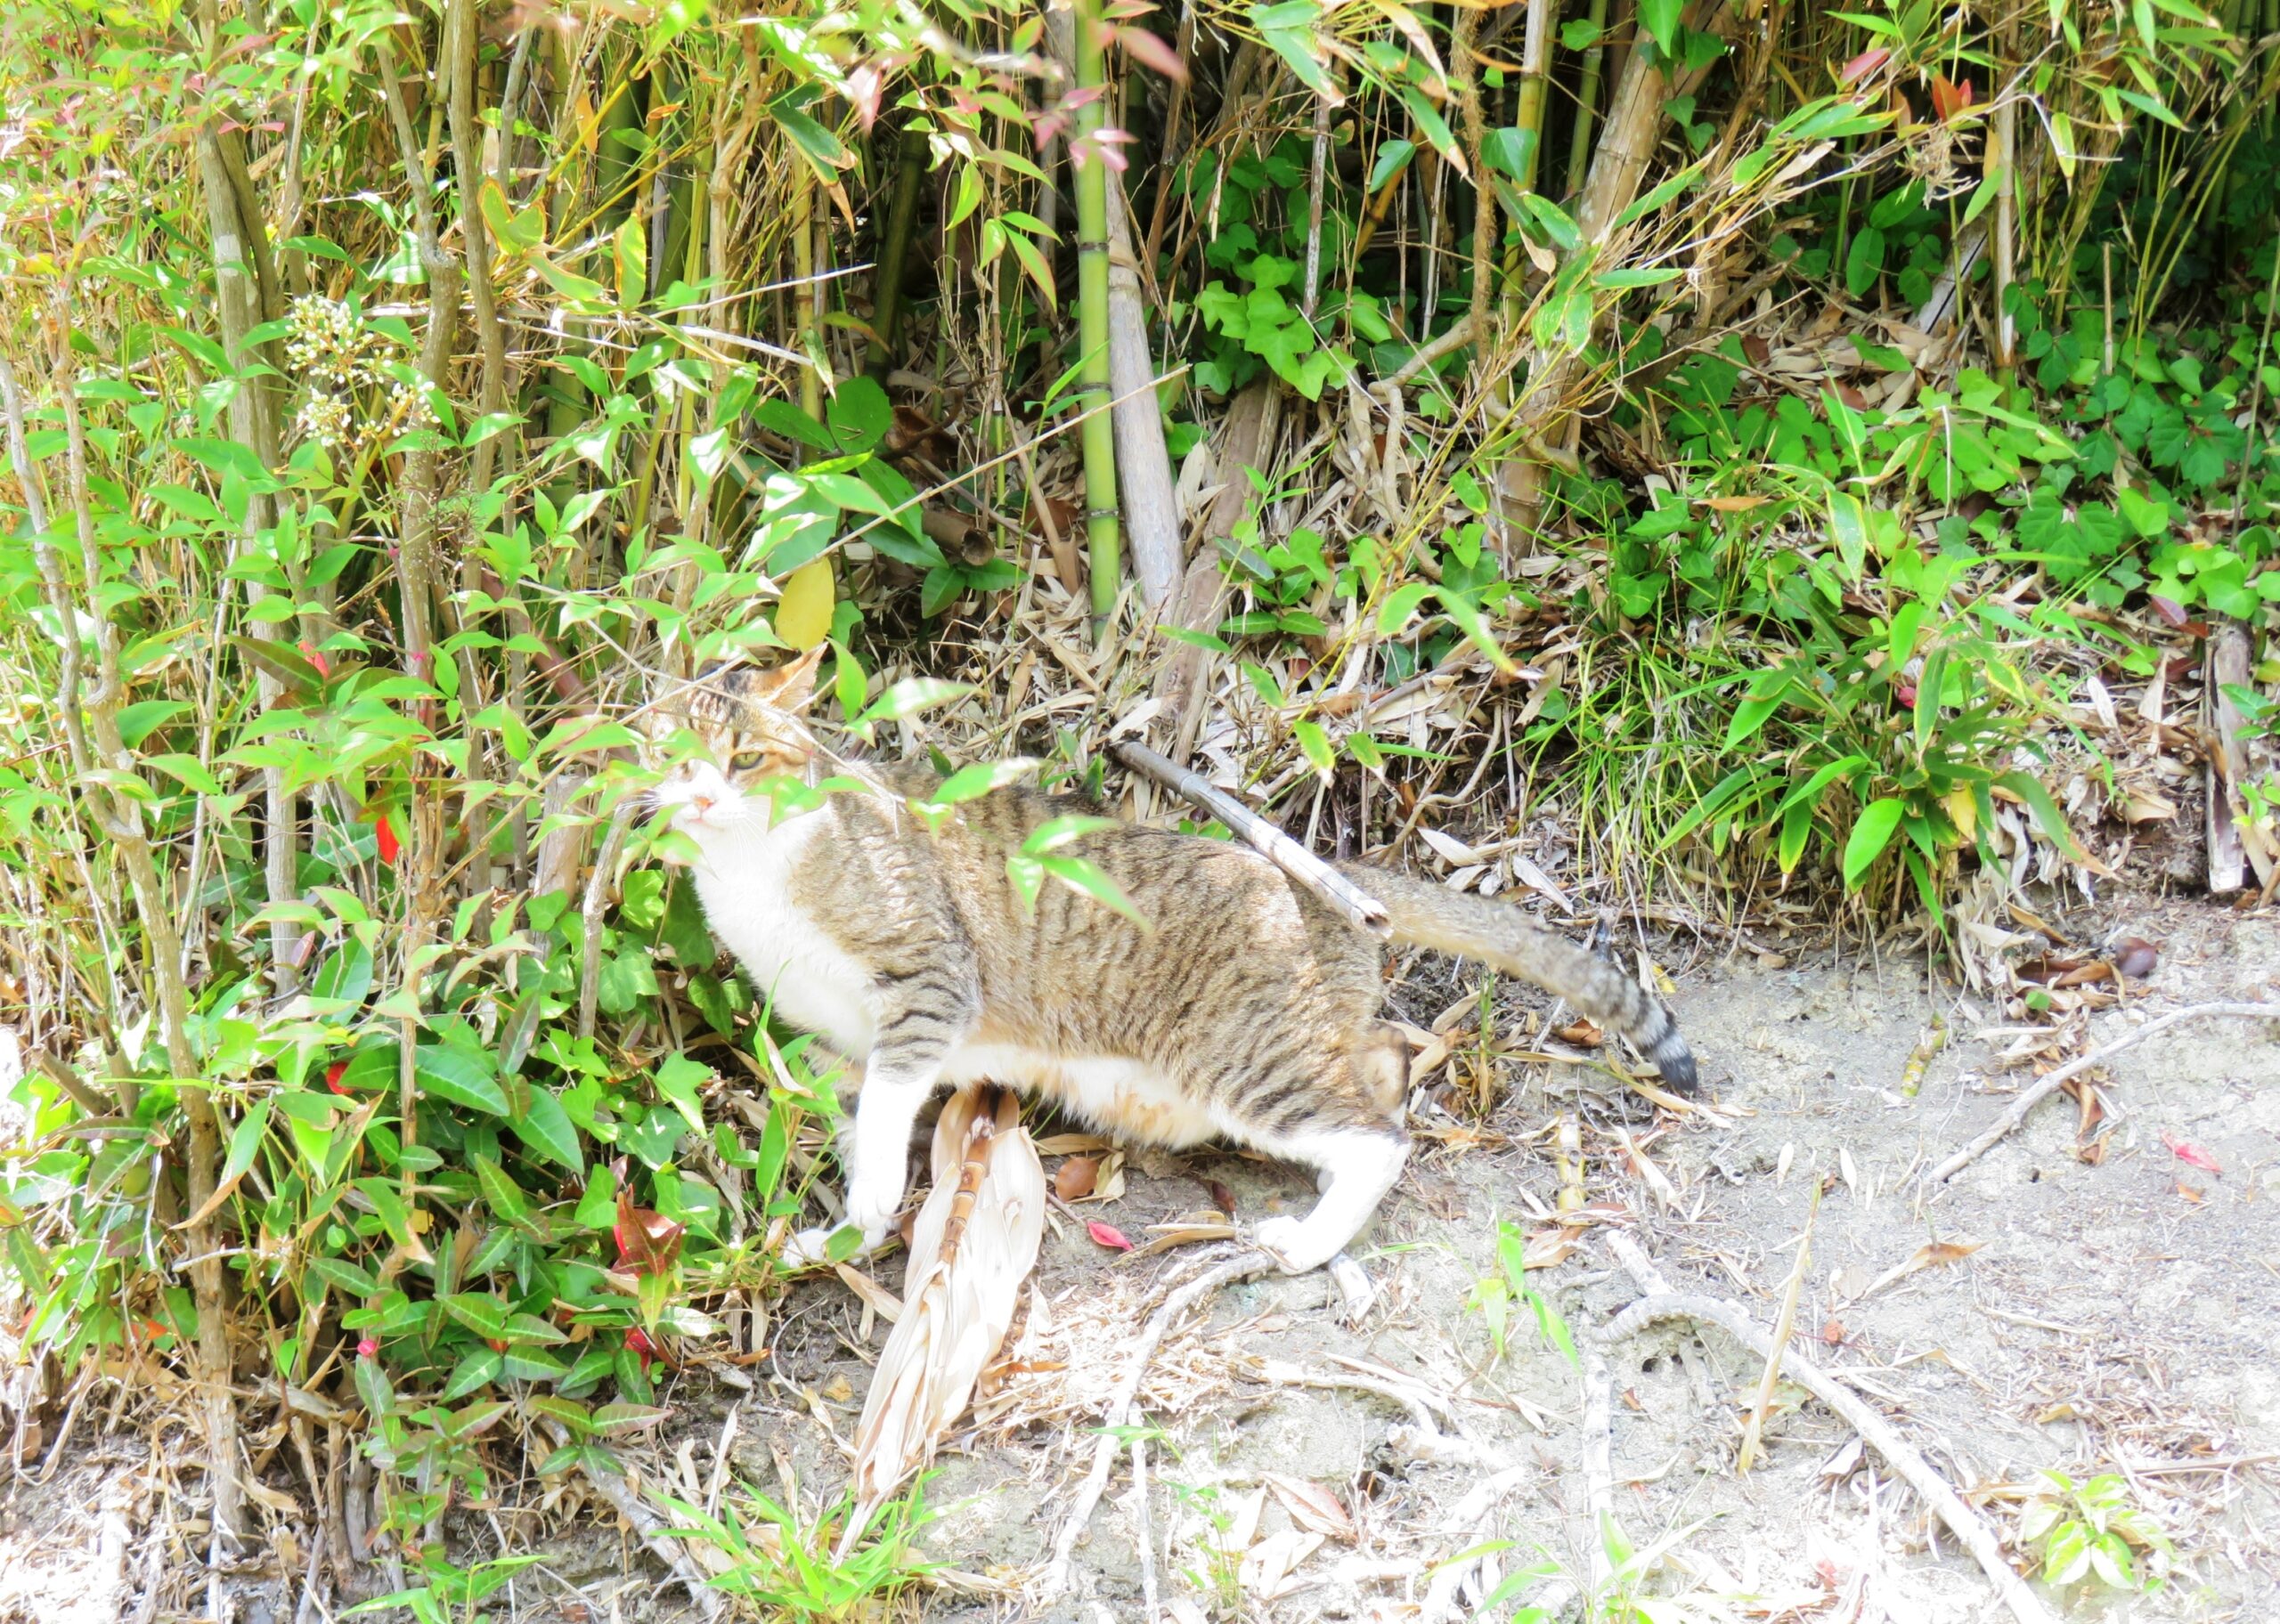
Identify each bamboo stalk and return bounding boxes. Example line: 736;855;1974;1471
376;41;460;711
1499;0;1737;540
868;124;929;370
1104;176;1182;609
786;164;836;638
191;117;299;999
444;0;499;893
8;367;242;1555
1071;0;1123;629
1112;741;1390;937
1990;21;2017;379
1302;91;1331;317
1564;0;1613;199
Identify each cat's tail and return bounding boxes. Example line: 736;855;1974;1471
1340;864;1698;1092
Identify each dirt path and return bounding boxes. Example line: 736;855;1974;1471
5;900;2276;1624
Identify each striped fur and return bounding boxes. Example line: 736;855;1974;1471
649;659;1696;1273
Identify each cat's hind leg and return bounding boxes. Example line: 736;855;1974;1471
1250;1123;1409;1273
1244;1023;1411;1273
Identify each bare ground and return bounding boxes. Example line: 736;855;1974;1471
6;892;2279;1624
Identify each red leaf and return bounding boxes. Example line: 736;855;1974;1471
615;1188;687;1275
325;1060;350;1097
2149;595;2189;628
374;813;401;866
295;639;331;678
1841;46;1890;85
1930;73;1970;122
1087;1220;1133;1253
1113;23;1189;83
2163;1135;2223;1176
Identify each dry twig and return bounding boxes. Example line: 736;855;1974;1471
1928;1001;2275;1183
1599;1246;2060;1624
1042;1248;1273;1596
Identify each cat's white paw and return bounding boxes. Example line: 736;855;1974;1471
782;1221;884;1271
1255;1215;1338;1275
844;1169;906;1235
781;1225;840;1271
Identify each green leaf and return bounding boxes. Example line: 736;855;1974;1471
471;1154;533;1225
512;1084;585;1171
652;1052;711;1134
1040;854;1148;925
612;216;647;308
1657;766;1767;851
1292;719;1334;777
923;759;1038;807
854;678;973;729
1995;770;2087;860
1842;798;1906;888
440;1341;503;1405
1022;814;1116;856
415;1046;509;1116
1367;138;1417;191
1638;0;1682;49
828;376;894;452
1844;227;1885;298
1771;754;1871;817
1433;590;1517;674
770;94;850;178
442;1293;509;1338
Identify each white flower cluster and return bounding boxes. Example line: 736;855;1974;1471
284;296;437;447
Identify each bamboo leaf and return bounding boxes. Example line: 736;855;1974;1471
1842;798;1906;888
1995;770;2088;860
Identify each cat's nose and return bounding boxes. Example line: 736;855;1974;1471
689;793;714;816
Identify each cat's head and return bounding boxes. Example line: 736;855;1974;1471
646;646;827;840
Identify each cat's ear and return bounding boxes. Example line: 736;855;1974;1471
749;644;828;713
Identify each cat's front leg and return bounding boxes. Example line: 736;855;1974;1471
784;991;972;1268
781;1069;934;1268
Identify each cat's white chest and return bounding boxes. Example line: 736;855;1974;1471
688;816;875;1055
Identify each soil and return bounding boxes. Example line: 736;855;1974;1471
6;891;2278;1624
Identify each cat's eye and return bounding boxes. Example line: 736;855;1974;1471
727;749;767;773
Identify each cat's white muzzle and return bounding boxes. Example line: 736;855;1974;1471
650;764;751;839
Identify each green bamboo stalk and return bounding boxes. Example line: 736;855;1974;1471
869;124;929;370
1564;0;1612;199
1072;0;1121;629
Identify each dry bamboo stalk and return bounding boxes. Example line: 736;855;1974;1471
1155;380;1281;759
1112;740;1391;938
1105;175;1182;608
1500;0;1737;539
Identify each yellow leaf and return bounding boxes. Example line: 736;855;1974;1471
776;559;835;652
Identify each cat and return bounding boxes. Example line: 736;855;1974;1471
646;651;1696;1274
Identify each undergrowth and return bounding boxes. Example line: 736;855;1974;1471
0;0;2274;1612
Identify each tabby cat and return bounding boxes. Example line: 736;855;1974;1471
647;653;1695;1274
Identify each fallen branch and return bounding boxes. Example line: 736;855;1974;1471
1928;1001;2275;1184
1597;1286;2060;1624
1111;739;1391;938
1042;1248;1273;1595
